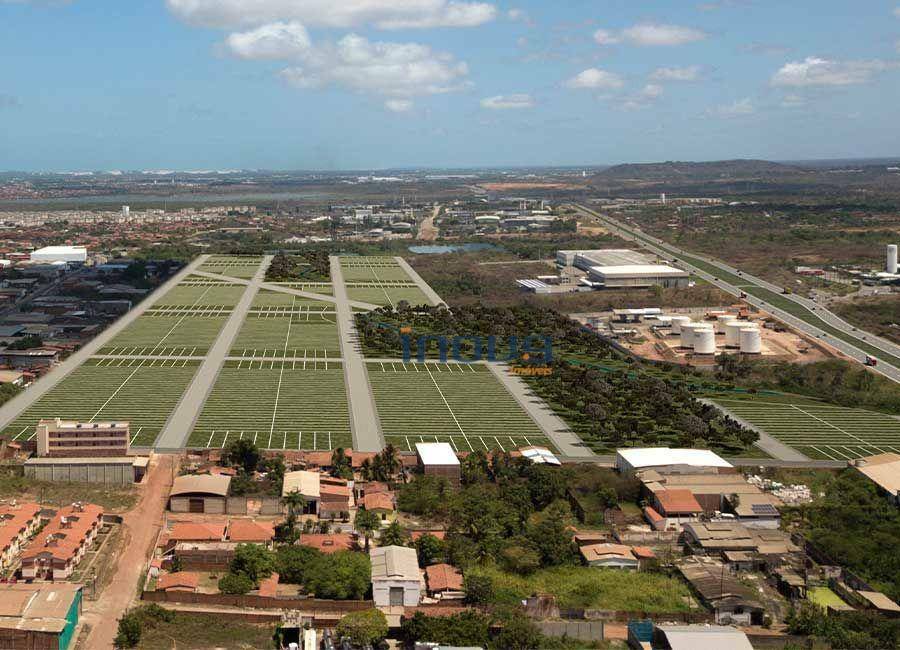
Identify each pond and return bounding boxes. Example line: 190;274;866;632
408;243;501;255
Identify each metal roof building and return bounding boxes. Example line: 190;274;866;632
29;246;88;264
616;448;732;475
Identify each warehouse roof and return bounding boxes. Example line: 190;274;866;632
617;448;732;470
0;583;81;634
655;625;754;650
371;545;420;581
590;264;688;278
415;442;459;466
171;473;231;497
855;453;900;496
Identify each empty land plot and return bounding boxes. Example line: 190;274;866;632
230;316;341;357
252;290;333;309
1;362;200;446
367;362;554;452
98;315;227;356
199;264;259;279
346;285;433;307
267;282;334;296
153;283;246;308
188;366;351;450
339;258;413;282
712;398;900;460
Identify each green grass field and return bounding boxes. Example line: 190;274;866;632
230;316;341;357
367;361;554;452
266;282;334;296
0;362;200;446
251;289;334;309
152;283;246;308
346;285;433;307
188;366;352;450
99;315;227;355
339;257;412;282
713;397;900;460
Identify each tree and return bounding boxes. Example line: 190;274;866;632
114;612;142;648
304;551;371;600
414;533;446;566
492;610;544;650
331;447;353;480
525;500;577;567
501;545;540;576
229;543;275;585
223;438;261;474
379;520;410;547
398;474;450;517
463;573;493;604
400;611;491;648
260;454;285;487
275;545;321;585
336;609;388;647
282;491;306;518
218;572;254;595
354;507;381;552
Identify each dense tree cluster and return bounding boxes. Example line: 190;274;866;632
787;602;900;649
265;251;330;282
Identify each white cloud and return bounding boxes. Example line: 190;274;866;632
650;65;701;82
275;34;469;99
480;93;534;109
592;29;621;45
780;94;807;108
771;56;896;86
166;0;497;29
593;23;707;47
620;84;663;110
385;99;414;112
226;22;312;60
507;8;533;26
564;67;624;90
708;97;755;117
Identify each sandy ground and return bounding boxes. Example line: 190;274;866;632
80;454;176;648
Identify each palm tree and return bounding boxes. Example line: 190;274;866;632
355;508;381;552
282;491;306;518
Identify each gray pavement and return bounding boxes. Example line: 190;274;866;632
488;362;596;458
0;255;209;431
573;204;900;384
394;256;446;307
557;454;846;469
330;256;384;452
153;256;273;450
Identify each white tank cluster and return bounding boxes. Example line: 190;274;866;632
716;314;737;333
680;322;714;350
724;321;746;347
670;315;691;335
739;325;762;354
888;244;898;275
693;328;717;354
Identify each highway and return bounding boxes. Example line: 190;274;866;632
572;204;900;384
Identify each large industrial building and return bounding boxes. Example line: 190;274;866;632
29;245;88;264
557;249;690;289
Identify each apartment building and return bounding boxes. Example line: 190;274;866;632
20;503;103;580
0;502;42;571
35;418;130;458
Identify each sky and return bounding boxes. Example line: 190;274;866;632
2;0;900;171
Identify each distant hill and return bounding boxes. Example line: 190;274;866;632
592;159;803;183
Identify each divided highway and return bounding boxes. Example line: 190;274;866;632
572;204;900;384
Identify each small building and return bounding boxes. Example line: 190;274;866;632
650;489;704;531
282;470;321;515
0;502;43;572
319;480;353;520
370;545;423;607
167;522;227;546
652;624;753;650
415;442;460;488
518;446;561;466
171;542;236;571
227;519;275;545
616;448;733;476
169;474;231;514
0;348;59;369
362;492;395;521
20;503;104;580
157;571;200;593
678;558;765;625
0;583;82;650
25;456;147;485
0;369;25;386
425;563;464;598
579;543;639;570
30;246;88;264
35;418;130;458
854;453;900;506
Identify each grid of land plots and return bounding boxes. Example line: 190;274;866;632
151;277;246;308
230;314;340;358
198;255;264;279
339;257;435;307
367;361;556;453
98;315;228;356
265;282;334;296
251;289;334;310
187;365;352;450
713;398;900;460
0;361;201;447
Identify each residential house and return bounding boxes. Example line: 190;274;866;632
227;519;275;545
678;558;765;625
645;489;703;531
652;624;754;650
370;545;423;607
362;491;395;521
425;563;464;599
579;543;639;570
157;571;200;593
20;503;104;580
0;502;42;571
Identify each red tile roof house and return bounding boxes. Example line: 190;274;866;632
425;563;464;598
20;503;103;580
0;502;42;573
361;492;395;521
165;522;227;550
157;571;200;593
646;489;704;532
318;483;353;520
227;520;275;545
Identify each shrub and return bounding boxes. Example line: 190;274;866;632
218;572;254;595
336;609;388;647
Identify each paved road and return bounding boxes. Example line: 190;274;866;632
488;362;596;458
395;256;446;307
572;204;900;383
80;454;175;649
154;257;272;450
557;454;846;469
331;256;384;452
0;255;208;432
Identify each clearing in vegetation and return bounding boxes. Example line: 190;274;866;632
0;361;200;446
367;361;554;452
712;397;900;460
188;366;352;450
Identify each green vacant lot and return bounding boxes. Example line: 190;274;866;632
230;316;341;357
100;314;227;355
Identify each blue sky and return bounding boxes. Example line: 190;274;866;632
2;0;900;171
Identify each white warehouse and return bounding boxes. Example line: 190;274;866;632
30;245;88;264
558;249;690;289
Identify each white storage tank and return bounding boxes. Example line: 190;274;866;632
679;322;699;348
693;328;717;354
740;327;762;354
889;244;899;275
716;314;737;333
724;321;746;348
671;316;692;335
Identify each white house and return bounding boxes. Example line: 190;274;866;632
370;545;423;607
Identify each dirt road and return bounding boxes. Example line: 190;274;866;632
80;454;176;648
418;204;439;241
